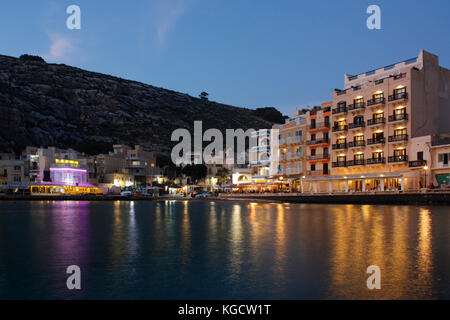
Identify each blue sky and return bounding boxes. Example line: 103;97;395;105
1;0;449;116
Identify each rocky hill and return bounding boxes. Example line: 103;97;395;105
0;54;276;154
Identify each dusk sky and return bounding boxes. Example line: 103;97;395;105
1;0;449;116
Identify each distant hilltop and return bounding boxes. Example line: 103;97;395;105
0;54;283;154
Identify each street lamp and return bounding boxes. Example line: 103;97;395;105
423;165;429;188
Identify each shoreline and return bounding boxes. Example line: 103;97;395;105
1;191;449;205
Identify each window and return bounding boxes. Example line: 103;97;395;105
338;101;346;108
323;148;329;156
417;152;423;161
14;166;21;171
354;153;364;161
13;176;21;182
311;149;316;156
373;92;384;100
373;151;383;159
394;108;406;116
394;149;406;160
354;135;364;142
394;128;407;136
311;119;316;128
311;134;316;141
337;155;346;162
354;115;364;125
444;154;449;165
337;137;346;144
311;164;316;171
394;87;406;95
295;130;302;137
373;132;384;139
373;112;384;119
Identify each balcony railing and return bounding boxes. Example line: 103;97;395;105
348;102;365;111
306;170;329;176
286;168;302;175
332;125;348;132
409;160;427;168
332;161;347;168
388;134;408;143
367;97;385;106
389;113;408;122
389;155;408;163
287;136;303;144
287;152;303;159
348;140;365;148
308;122;330;130
367;137;386;145
367;157;386;165
307;154;330;161
367;117;385;126
332;143;347;150
306;138;329;145
348;122;365;130
388;92;408;102
347;159;365;166
332;107;347;115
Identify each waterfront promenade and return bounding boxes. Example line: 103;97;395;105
1;190;449;204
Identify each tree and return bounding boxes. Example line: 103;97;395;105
215;167;231;185
199;91;209;100
254;107;286;124
19;54;45;63
181;164;207;183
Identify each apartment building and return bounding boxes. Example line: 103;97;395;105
0;153;28;187
306;103;332;174
273;110;307;182
249;129;271;179
322;50;450;192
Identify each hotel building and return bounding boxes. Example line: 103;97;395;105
321;50;449;192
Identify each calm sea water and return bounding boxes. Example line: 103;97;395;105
0;200;448;300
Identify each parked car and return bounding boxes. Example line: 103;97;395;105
120;190;132;197
195;192;213;198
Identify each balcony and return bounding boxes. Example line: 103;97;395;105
367;137;386;145
409;160;427;168
306;170;329;176
332;143;347;150
286;168;302;175
348;102;365;111
367;97;385;107
307;154;330;161
389;113;408;122
347;159;365;167
286;136;303;144
388;134;408;143
308;122;330;131
348;140;365;148
332;125;348;132
306;138;329;146
287;152;303;160
332;161;347;168
367;157;386;165
388;92;408;102
332;107;347;115
348;122;365;130
389;155;408;163
367;117;385;126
